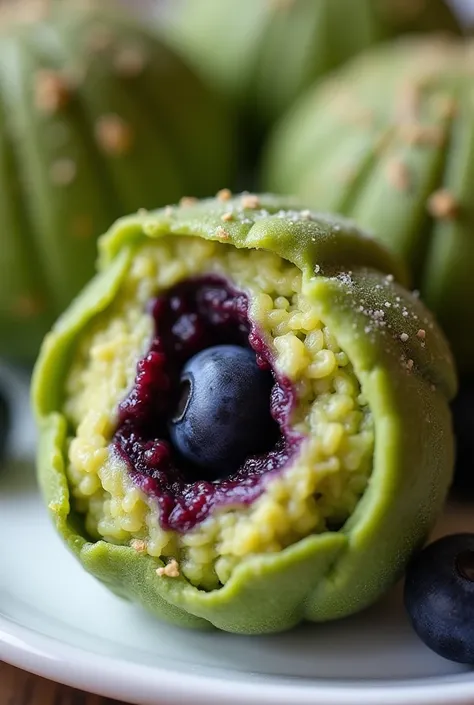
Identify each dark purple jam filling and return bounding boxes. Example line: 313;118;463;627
113;276;302;532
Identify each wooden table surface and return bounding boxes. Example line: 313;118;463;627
0;662;123;705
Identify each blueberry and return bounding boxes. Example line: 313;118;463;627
451;382;474;493
168;345;278;477
404;534;474;664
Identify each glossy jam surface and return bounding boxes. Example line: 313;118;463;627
113;276;300;532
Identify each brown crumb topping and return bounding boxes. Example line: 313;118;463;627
130;539;147;554
114;47;146;78
50;158;77;186
215;226;230;240
156;559;180;578
86;26;115;53
35;70;71;114
399;123;445;148
216;188;232;201
221;212;234;222
395;83;422;123
386;158;411;192
95;115;134;156
241;194;260;209
179;196;198;208
417;328;426;340
434;96;458;120
12;295;44;318
427;189;460;221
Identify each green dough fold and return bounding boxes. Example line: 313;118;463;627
33;194;456;634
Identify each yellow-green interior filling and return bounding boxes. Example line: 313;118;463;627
65;237;374;590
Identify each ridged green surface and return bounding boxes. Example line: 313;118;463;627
167;0;459;124
0;2;234;363
32;194;456;633
264;36;474;374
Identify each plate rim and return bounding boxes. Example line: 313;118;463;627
1;613;474;705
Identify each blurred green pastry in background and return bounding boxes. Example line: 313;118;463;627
264;35;474;374
0;0;234;364
166;0;460;127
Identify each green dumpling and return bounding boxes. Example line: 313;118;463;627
166;0;459;125
33;193;456;634
0;0;233;363
264;36;474;374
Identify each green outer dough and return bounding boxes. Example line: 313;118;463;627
32;194;456;634
0;2;233;363
263;36;474;374
166;0;459;125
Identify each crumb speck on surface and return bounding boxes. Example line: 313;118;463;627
131;539;147;553
35;70;71;114
417;328;426;340
95;114;133;155
386;274;394;283
435;95;458;120
87;25;115;53
386;158;411;192
221;211;234;222
157;559;180;578
114;46;146;78
399;123;445;147
400;332;409;342
241;194;260;209
395;82;421;122
217;188;232;201
406;358;414;371
50;158;76;186
427;189;459;220
12;295;43;318
180;196;198;208
215;226;230;240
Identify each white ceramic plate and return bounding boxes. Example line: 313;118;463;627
1;364;474;705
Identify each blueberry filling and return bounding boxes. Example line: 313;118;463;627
113;276;301;533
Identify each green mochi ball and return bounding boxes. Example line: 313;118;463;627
0;0;234;363
166;0;459;126
33;193;456;634
264;36;474;375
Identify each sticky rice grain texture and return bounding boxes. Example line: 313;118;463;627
64;240;374;591
33;194;456;634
